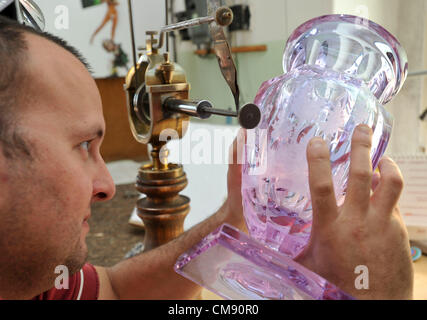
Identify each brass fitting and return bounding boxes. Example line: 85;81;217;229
215;6;233;27
156;52;175;84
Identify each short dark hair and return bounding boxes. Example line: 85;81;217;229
0;15;91;159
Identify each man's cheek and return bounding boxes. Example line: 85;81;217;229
0;173;9;183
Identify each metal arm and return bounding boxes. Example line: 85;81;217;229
138;6;233;52
127;0;261;130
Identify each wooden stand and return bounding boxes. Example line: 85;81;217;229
135;147;190;252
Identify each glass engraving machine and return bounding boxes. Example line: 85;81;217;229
124;0;261;251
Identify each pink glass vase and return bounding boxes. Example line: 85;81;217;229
175;14;408;300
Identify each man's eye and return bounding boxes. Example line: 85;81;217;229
80;141;91;152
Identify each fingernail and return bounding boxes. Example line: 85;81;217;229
309;137;325;148
357;124;372;135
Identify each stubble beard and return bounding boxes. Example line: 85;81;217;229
0;168;89;298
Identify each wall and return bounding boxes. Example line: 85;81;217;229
176;0;334;125
333;0;427;155
333;0;400;34
423;8;427;152
178;0;427;153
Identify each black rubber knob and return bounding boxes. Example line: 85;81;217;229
238;103;261;129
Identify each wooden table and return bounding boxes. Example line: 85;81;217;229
95;77;148;162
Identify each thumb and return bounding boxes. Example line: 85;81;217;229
227;129;245;190
228;128;246;165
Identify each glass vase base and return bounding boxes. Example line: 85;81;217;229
174;223;354;300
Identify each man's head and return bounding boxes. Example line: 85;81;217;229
0;16;116;299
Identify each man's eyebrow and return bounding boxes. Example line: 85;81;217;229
72;127;105;140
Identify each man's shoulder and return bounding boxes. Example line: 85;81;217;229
32;263;99;300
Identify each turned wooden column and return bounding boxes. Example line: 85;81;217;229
135;146;190;251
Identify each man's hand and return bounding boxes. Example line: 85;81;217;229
295;124;414;299
97;129;249;300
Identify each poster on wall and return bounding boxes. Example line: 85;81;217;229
82;0;104;8
83;0;129;77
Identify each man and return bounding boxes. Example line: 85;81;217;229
0;16;413;300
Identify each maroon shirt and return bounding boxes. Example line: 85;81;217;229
32;263;99;300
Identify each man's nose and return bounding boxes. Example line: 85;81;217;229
92;160;116;202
